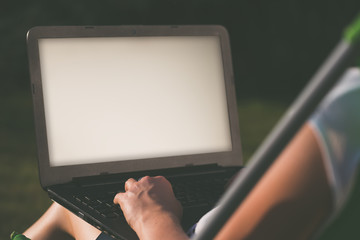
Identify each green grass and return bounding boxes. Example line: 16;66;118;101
238;99;287;162
0;92;52;239
0;155;52;238
1;94;359;239
0;95;286;239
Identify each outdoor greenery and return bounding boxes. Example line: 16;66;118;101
1;91;52;238
1;94;286;238
1;1;360;239
1;93;360;239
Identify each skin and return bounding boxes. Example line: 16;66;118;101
113;123;333;240
23;202;100;240
113;176;187;240
23;123;334;240
215;123;333;240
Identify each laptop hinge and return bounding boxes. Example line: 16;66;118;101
72;164;225;187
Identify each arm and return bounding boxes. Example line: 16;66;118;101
113;176;188;240
113;124;333;240
215;123;333;240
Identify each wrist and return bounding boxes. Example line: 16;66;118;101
135;210;187;240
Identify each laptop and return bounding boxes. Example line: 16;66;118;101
26;25;243;239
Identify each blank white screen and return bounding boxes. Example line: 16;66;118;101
39;36;232;166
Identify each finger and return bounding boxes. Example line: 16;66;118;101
154;175;167;181
125;178;137;191
113;192;125;205
138;175;150;182
154;175;171;186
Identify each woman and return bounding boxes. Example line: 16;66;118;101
17;68;360;240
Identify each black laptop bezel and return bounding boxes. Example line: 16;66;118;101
27;25;242;188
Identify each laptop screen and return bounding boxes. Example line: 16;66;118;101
38;36;232;167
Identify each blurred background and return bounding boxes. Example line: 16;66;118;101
1;0;360;239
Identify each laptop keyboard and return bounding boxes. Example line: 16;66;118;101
74;191;124;219
171;174;232;208
72;171;235;219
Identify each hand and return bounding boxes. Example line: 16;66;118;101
114;176;186;239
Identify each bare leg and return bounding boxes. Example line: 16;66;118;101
23;202;101;240
216;123;333;240
22;124;333;240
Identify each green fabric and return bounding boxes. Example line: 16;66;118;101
344;13;360;44
10;231;30;240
